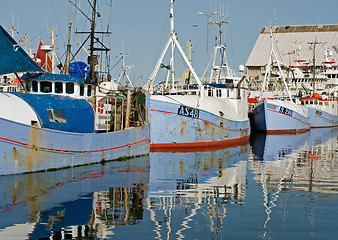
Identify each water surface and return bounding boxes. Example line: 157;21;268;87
0;128;337;239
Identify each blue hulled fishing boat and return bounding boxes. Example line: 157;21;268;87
0;9;149;175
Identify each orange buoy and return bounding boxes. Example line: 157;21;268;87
313;93;320;99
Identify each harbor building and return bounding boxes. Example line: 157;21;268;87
246;24;338;91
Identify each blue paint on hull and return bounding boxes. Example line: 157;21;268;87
147;97;250;145
307;107;338;128
0;155;150;230
0;117;150;175
252;100;310;132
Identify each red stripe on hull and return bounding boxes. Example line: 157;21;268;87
150;136;250;153
311;125;338;129
150;108;249;132
267;108;310;126
264;128;310;135
0;136;150;153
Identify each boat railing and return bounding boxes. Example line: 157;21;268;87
94;88;147;133
153;81;247;100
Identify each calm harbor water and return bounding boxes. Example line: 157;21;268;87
0;128;337;239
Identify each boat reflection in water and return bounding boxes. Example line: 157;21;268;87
250;128;338;239
0;156;150;239
251;131;309;162
0;143;250;239
0;129;337;239
148;144;250;239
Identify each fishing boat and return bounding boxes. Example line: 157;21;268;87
318;46;338;93
301;93;338;128
0;4;150;176
143;0;250;151
298;47;338;128
251;30;310;134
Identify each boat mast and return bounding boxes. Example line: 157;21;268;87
209;14;229;83
117;53;134;87
72;0;111;83
51;27;55;74
47;26;57;73
261;28;293;101
144;0;203;94
89;0;97;81
308;39;322;93
63;0;72;75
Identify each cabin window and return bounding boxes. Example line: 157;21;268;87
80;84;84;96
216;89;222;97
325;102;329;106
40;81;52;93
314;100;318;105
66;82;74;94
32;80;38;92
26;81;31;91
47;109;66;123
208;89;213;97
319;102;323;105
87;85;92;96
310;100;313;104
55;82;63;93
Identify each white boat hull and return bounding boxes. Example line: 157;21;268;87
252;99;310;134
307;106;338;128
147;94;250;151
0;118;150;175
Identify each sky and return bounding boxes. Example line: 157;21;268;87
1;0;337;86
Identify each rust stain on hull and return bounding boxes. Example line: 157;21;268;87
26;127;43;172
12;147;18;162
180;120;187;135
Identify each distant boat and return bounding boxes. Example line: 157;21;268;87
319;47;338;93
299;47;338;128
35;39;53;72
302;93;338;128
0;3;149;176
251;30;310;134
143;0;250;152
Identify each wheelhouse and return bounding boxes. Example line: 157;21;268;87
21;72;94;99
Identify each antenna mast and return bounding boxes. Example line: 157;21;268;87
63;0;72;75
144;0;203;94
209;12;229;83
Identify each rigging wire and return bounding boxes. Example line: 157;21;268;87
75;0;81;33
50;0;66;48
109;56;122;71
152;2;170;69
106;0;114;75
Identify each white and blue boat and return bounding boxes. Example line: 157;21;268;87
251;30;310;134
143;0;250;151
0;22;150;175
252;98;310;134
302;93;338;128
